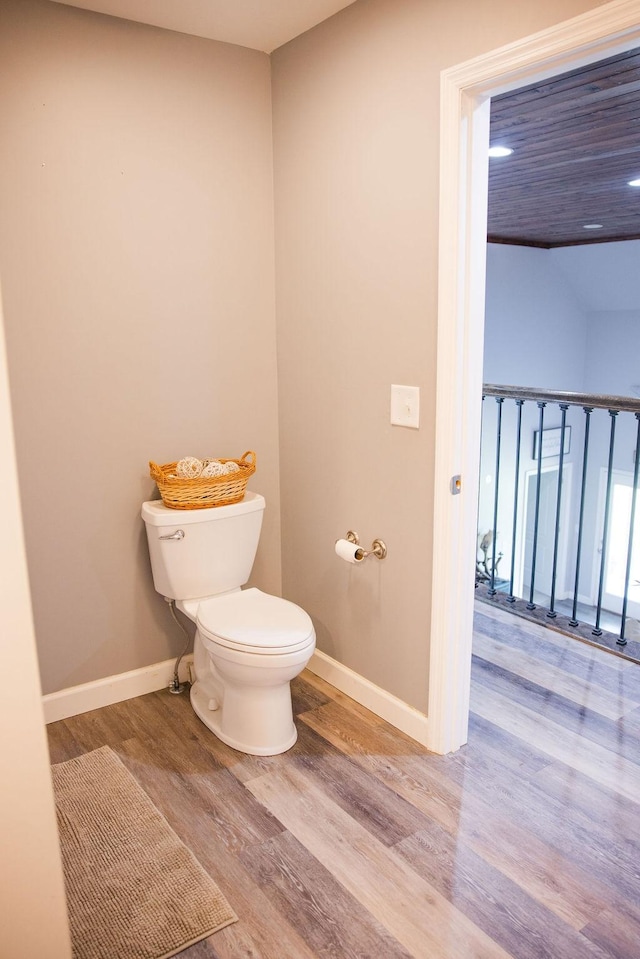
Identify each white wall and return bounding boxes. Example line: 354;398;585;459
551;240;640;314
584;309;640;398
483;243;588;391
485;239;640;396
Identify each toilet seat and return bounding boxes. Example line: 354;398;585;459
196;588;314;656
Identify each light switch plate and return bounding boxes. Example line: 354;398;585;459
390;384;420;428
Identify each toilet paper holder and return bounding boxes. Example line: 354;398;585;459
344;530;387;560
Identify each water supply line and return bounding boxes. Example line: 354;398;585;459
165;597;191;694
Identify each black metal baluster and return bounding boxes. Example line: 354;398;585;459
593;410;618;637
526;402;546;610
547;404;569;619
507;399;524;603
618;412;640;646
488;396;504;596
570;407;592;627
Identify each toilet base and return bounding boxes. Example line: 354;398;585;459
190;677;298;756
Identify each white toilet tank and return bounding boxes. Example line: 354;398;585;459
141;491;265;601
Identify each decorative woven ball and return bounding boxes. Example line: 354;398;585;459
223;461;240;474
201;460;226;478
176;456;203;479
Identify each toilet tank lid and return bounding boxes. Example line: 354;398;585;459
141;491;265;526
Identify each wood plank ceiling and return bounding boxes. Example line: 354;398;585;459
487;48;640;248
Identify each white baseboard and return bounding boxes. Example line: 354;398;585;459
42;655;194;725
44;649;431;751
307;649;430;749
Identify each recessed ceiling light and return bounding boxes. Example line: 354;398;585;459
629;178;640;187
583;223;603;230
488;146;513;158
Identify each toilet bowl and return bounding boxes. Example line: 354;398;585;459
179;588;315;755
141;493;316;756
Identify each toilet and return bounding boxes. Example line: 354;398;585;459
141;492;315;755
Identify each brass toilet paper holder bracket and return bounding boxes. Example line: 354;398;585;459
345;530;387;560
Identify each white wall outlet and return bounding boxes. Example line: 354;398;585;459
390;384;420;429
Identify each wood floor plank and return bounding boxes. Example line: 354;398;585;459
473;629;640;718
45;601;640;959
299;703;468;833
245;763;512;959
239;830;413;959
297;697;430;757
475;605;639;673
582;905;640;959
470;680;640;803
471;654;640;764
290;673;333;715
300;700;551;835
46;717;87;763
299;669;387;723
464;710;552;775
532;759;640;847
394;824;612;959
459;722;640;910
615;701;640;742
442;792;618;930
338;721;617;931
115;735;320;959
474;608;640;695
287;722;431;846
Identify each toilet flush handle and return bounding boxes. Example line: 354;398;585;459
159;529;185;541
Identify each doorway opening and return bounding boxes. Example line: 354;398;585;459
428;0;640;755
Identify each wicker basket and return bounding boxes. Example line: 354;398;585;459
149;451;256;510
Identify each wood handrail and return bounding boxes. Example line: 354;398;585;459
483;384;640;414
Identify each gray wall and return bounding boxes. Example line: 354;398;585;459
0;0;281;695
0;0;606;709
271;0;603;712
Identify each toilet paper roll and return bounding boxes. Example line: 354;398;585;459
335;538;365;563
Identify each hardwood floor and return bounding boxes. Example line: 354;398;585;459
47;603;640;958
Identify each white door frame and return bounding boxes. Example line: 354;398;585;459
428;0;640;754
0;280;72;954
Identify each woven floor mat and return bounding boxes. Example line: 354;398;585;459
52;745;237;959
